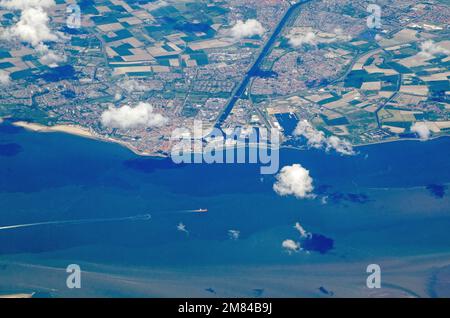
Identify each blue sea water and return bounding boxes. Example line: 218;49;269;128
0;120;450;270
275;113;299;136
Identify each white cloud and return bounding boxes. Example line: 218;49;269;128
0;0;55;10
419;40;449;59
294;120;355;155
2;6;58;47
294;222;311;239
282;239;300;254
333;28;352;41
294;120;327;148
228;230;240;240
1;1;65;66
177;222;189;235
288;31;317;47
287;28;352;48
101;102;168;130
411;122;431;140
230;19;265;39
119;78;143;94
36;43;66;66
273;164;315;199
326;136;355;156
0;70;11;86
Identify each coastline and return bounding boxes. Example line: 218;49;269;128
352;135;450;148
11;121;166;159
9;121;450;160
13;121;97;140
0;292;35;298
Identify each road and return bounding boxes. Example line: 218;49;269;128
214;0;312;128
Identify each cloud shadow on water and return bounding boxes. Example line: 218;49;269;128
302;233;334;254
426;184;447;199
316;184;371;204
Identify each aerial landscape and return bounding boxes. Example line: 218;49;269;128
0;0;450;298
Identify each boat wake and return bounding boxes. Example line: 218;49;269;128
0;214;152;231
174;209;208;214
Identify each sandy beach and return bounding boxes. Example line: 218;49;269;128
0;293;35;298
11;121;164;158
12;121;97;140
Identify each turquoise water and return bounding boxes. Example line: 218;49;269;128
0;120;450;270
